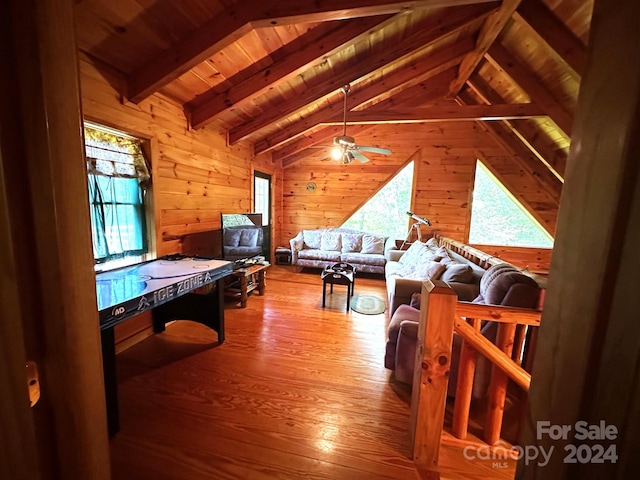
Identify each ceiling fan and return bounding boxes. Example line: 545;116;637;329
316;84;392;164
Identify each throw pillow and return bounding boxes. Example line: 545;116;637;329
398;241;428;266
223;228;241;247
435;246;454;264
425;237;438;249
292;236;304;251
441;263;474;283
404;260;446;281
361;234;385;254
417;260;446;281
341;233;362;253
320;231;341;251
239;228;259;246
303;230;322;249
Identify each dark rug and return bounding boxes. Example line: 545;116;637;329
350;294;386;315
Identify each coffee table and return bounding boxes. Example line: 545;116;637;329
225;262;270;308
321;263;355;312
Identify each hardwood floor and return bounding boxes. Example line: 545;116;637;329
109;266;515;479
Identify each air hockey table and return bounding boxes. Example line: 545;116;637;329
96;255;232;437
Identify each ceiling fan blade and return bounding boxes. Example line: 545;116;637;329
356;146;392;155
351;150;370;163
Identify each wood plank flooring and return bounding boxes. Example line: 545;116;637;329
109;265;516;479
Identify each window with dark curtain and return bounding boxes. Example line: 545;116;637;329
84;124;151;265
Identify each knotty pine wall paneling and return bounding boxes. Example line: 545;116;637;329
79;54;281;347
281;122;557;245
80;54;280;252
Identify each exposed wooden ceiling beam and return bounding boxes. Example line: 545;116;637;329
254;36;475;155
277;70;454;166
227;3;497;144
127;0;497;104
467;74;567;180
457;91;562;203
319;103;545;125
187;16;393;129
515;0;586;76
486;42;573;135
448;0;522;97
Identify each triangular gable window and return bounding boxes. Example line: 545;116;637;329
469;161;553;248
341;161;414;238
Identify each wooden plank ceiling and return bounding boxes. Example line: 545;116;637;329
74;0;593;189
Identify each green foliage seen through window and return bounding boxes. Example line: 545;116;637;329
341;161;414;239
469;161;553;248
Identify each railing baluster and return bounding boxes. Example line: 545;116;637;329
452;317;480;439
484;323;516;445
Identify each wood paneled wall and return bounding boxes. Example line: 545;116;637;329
79;55;282;345
80;56;559;347
80;54;282;257
282;122;559;244
470;244;553;274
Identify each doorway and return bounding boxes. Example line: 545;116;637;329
253;171;272;262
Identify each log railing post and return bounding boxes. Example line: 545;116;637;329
484;323;517;445
410;280;458;469
452;317;480;439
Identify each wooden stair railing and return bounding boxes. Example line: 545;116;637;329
411;280;542;473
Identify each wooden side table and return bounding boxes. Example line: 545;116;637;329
321;264;355;312
225;262;270;308
275;246;292;265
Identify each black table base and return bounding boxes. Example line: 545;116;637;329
321;267;355;312
102;278;226;438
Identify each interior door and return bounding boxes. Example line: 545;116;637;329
253;171;272;262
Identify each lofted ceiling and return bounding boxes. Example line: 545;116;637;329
74;0;592;181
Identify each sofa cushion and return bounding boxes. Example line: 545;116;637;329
303;230;322;249
403;260;446;281
441;263;474;283
434;246;453;263
341;233;362;253
385;261;404;277
298;249;341;262
398;241;428;266
361;234;385;254
341;252;386;267
223;228;242;247
388;304;420;344
321;231;342;251
239;228;259;247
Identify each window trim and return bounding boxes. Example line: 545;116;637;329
84;121;157;272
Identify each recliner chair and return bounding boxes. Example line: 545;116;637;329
385;263;541;395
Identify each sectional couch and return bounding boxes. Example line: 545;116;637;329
289;227;394;274
384;236;542;390
385;237;486;317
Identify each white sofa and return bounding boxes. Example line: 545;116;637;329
289;228;395;274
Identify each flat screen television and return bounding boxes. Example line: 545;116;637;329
220;213;264;262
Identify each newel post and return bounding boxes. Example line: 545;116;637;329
410;280;458;469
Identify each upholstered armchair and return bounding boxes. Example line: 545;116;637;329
385;263;541;395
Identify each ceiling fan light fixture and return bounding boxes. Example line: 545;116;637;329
343;151;355;164
330;146;343;161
